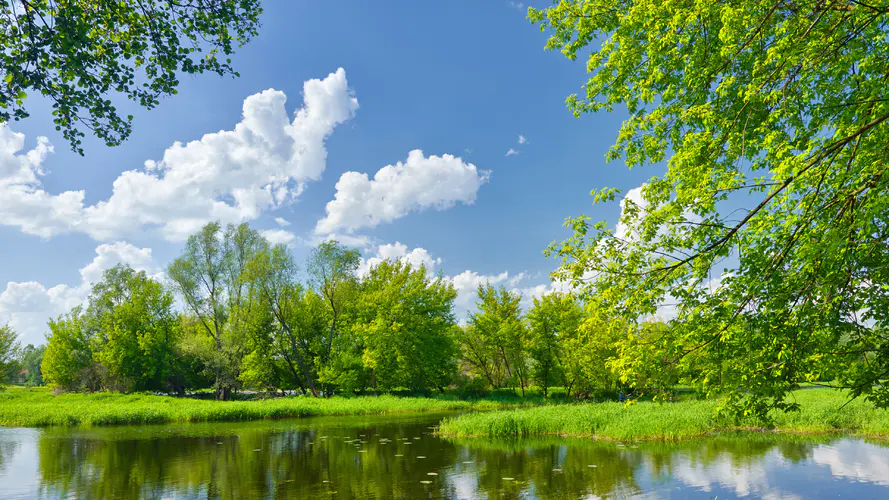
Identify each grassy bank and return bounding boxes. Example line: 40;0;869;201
0;387;519;427
437;389;889;441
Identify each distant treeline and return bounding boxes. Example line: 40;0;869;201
2;222;669;401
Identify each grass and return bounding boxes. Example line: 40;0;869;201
0;386;521;427
437;388;889;441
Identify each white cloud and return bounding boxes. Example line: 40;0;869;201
305;232;372;250
261;228;297;247
315;149;489;235
517;134;527;144
357;242;441;277
274;217;291;227
0;68;358;242
449;270;511;319
79;242;156;283
508;1;525;10
0;243;158;346
505;148;520;157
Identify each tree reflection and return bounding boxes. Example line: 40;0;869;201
27;419;887;500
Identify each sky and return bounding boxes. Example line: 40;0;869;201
0;1;656;347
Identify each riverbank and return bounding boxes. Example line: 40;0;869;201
0;387;528;427
437;389;889;441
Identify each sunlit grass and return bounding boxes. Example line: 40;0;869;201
0;387;519;427
438;389;889;441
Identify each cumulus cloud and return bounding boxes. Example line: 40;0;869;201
274;217;291;227
0;243;158;346
505;148;520;157
357;242;442;277
261;228;297;247
314;149;489;235
449;269;511;316
517;134;527;144
354;241;539;321
0;68;358;242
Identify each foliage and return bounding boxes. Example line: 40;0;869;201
0;324;20;387
20;344;45;386
532;0;889;419
526;292;582;397
459;285;528;393
241;245;327;395
0;0;262;154
87;265;179;392
307;240;362;394
355;260;458;392
41;266;180;393
42;308;96;392
168;221;266;400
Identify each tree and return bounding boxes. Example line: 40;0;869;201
307;240;361;395
168;221;266;400
87;264;178;393
20;344;46;386
562;312;626;398
461;285;528;394
533;1;889;417
526;293;583;397
243;245;326;396
1;0;262;154
355;260;458;393
0;324;20;387
42;308;97;392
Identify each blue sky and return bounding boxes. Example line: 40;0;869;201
0;1;654;346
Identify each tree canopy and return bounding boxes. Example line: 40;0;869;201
1;0;262;154
532;0;889;417
0;324;20;387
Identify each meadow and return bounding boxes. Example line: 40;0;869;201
437;388;889;441
0;387;522;427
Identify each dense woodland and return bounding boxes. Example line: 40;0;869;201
0;221;668;401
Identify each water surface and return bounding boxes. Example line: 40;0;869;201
2;413;888;499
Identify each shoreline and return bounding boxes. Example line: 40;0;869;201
436;389;889;442
0;388;534;428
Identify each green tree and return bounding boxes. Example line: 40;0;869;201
462;285;529;394
0;324;21;387
562;312;627;397
355;260;458;393
1;0;262;154
243;245;326;396
42;308;98;392
533;1;889;416
168;221;267;400
526;293;583;397
20;344;46;386
307;240;361;395
87;265;179;393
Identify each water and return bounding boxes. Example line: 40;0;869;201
2;413;889;499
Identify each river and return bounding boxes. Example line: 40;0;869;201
1;412;888;499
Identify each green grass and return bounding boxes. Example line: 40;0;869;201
438;389;889;441
0;386;519;427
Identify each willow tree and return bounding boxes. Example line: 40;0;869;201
532;1;889;417
1;0;262;154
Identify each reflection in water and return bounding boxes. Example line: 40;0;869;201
1;416;889;499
